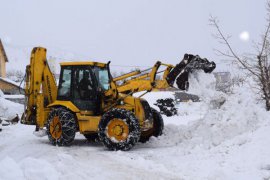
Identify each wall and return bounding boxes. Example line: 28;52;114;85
0;80;20;94
0;40;7;78
0;44;6;78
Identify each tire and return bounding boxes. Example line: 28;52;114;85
140;107;164;143
46;108;77;146
151;107;164;137
84;133;99;142
98;108;141;151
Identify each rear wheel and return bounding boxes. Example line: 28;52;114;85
98;108;141;151
46;108;77;146
140;107;164;142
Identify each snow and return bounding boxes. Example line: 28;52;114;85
0;97;23;119
4;95;24;99
1;71;270;179
0;90;4;98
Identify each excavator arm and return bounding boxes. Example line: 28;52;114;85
113;54;216;94
21;47;57;128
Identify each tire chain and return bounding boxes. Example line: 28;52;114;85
154;98;178;117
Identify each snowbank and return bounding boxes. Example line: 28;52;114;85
0;97;23;119
140;74;270;179
150;72;269;149
153;85;268;149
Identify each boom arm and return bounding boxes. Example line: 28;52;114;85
114;61;173;94
21;47;57;127
113;54;216;94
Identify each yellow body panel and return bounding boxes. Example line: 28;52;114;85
76;114;101;133
48;100;80;112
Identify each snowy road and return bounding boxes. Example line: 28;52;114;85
1;121;194;179
1;91;270;180
1;125;183;180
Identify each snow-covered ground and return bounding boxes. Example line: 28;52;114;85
1;73;270;180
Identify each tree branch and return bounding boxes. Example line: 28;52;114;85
209;16;260;79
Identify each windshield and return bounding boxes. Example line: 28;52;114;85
93;67;110;91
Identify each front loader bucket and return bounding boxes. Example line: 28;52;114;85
166;54;216;90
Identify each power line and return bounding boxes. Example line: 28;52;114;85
110;64;151;68
48;56;152;68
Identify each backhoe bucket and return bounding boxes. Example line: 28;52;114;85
166;54;216;90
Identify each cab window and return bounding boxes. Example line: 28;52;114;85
94;67;110;91
58;67;72;99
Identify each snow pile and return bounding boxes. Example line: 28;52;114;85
136;75;270;179
0;96;23;119
151;74;269;152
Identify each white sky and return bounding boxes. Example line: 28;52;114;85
0;0;267;72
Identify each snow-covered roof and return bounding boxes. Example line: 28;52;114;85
4;94;24;99
0;77;21;87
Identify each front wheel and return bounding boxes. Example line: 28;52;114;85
98;108;141;151
151;107;164;137
46;108;77;146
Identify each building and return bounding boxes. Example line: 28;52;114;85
0;39;23;95
0;39;8;78
213;72;232;93
0;77;22;95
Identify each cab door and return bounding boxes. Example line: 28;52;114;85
72;66;99;114
57;66;100;115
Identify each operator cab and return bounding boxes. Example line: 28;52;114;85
57;62;110;115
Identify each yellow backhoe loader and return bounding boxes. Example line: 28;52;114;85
21;47;215;150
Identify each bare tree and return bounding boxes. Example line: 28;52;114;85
210;1;270;111
6;70;24;83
